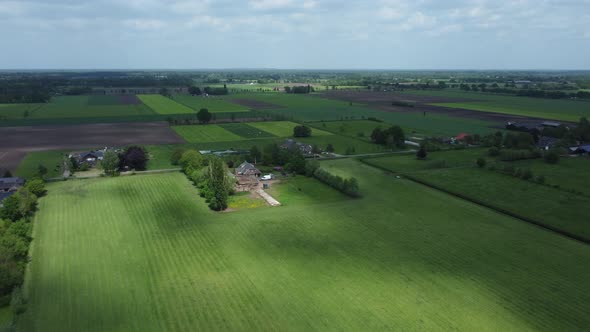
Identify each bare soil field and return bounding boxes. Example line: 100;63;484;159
230;98;284;109
0;122;185;171
322;90;560;124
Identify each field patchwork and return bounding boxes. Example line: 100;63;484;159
173;95;249;113
138;94;195;114
172;125;243;143
248;121;333;137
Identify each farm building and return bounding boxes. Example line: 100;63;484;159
569;145;590;155
0;177;25;207
69;147;118;167
234;162;261;192
542;121;561;128
0;177;25;193
235;162;261;177
537;136;559;150
455;133;470;141
281;139;314;156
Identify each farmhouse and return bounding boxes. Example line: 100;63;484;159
281;139;314;156
234;162;261;192
537;136;559;150
69;147;118;167
455;133;470;141
0;177;25;207
569;144;590;155
235;162;261;177
0;177;25;193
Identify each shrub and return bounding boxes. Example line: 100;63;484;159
170;148;186;165
476;158;486;168
544;149;560;164
293;125;312;137
488;147;500;157
312;168;360;197
416;147;427;160
522;169;533;180
25;178;46;197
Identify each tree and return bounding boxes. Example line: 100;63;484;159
208;157;228;211
249;146;262;164
179;150;204;174
416;147;427;160
25;178;46;197
326;144;335;153
0;195;23;222
197;108;212;124
170;148;186;165
544;149;560;164
188;86;201;95
285;151;306;175
100;151;120;176
476;158;486;168
120;146;148;171
159;87;171;97
293;125;312;137
37;164;48;178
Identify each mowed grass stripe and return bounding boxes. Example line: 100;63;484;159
219;123;276;138
248;121;333;137
138;94;195;114
172;125;242;143
21;168;590;330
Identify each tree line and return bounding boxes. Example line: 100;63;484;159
0;178;47;314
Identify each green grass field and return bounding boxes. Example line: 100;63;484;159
0;96;155;121
404;89;590;122
232;93;358;109
173;95;249;113
19;163;590;330
138;95;195;115
15;151;66;179
365;150;590;240
219;123;276;138
248;121;333;137
172;125;242;143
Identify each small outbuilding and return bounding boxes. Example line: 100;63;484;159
0;177;25;193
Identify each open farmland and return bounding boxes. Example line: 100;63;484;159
364;151;590;241
172;125;243;143
173;95;249;113
19;163;590;331
248;121;333;137
402;90;590;122
138;95;195;114
219;123;275;138
0;122;185;177
0;96;155;123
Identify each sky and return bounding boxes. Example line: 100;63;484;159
1;0;589;70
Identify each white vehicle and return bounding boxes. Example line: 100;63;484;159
261;174;273;181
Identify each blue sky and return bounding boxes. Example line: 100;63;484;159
1;0;589;69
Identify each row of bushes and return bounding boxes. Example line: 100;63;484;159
306;161;360;197
0;178;47;318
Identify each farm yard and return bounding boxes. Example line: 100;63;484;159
17;162;590;331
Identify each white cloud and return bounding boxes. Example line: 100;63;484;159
124;19;167;31
250;0;293;10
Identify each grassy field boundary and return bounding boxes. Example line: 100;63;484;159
359;158;590;245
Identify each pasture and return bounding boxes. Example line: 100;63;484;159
405;90;590;122
219;123;275;139
19;163;590;330
173;95;249;113
248;121;333;137
364;150;590;240
138;95;194;115
172;125;242;143
0;96;154;122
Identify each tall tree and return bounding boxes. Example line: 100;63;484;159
100;151;119;176
197;108;212;124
